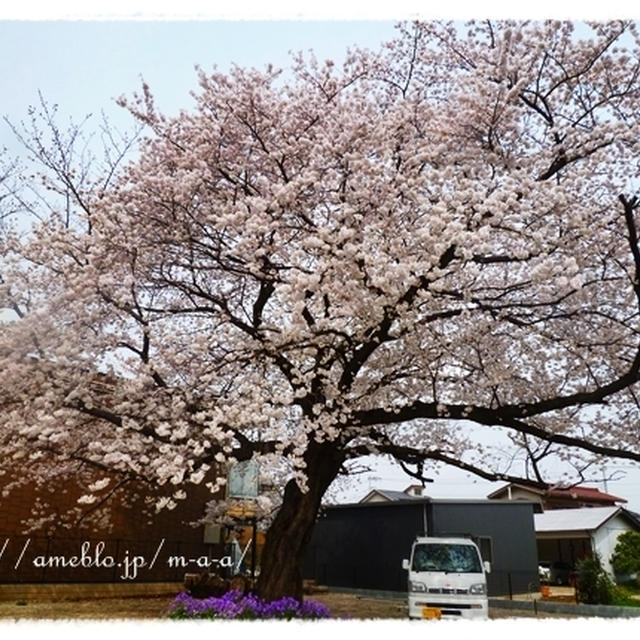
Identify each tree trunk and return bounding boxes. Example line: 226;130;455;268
255;441;344;601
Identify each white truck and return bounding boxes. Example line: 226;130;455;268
402;536;490;620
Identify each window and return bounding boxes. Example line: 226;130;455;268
412;543;482;573
476;537;493;563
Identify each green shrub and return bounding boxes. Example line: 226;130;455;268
575;554;615;605
611;584;640;607
611;531;640;583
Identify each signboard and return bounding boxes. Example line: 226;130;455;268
227;459;259;499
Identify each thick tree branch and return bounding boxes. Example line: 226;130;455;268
352;397;640;463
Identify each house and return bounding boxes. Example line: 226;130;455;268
358;484;426;503
487;483;627;512
303;497;539;597
534;506;640;578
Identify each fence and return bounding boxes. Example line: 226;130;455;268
489;569;541;598
0;532;228;584
307;557;539;599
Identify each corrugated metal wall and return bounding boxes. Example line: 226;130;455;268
304;499;539;596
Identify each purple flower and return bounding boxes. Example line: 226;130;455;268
168;590;332;620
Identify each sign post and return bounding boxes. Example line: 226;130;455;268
227;460;259;582
227;459;259;499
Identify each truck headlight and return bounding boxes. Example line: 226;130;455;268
409;580;426;592
469;583;486;595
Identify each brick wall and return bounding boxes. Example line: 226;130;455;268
0;466;227;583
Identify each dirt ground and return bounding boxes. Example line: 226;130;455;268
0;594;174;620
311;593;582;620
0;590;581;621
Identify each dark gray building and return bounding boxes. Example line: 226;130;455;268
303;498;539;597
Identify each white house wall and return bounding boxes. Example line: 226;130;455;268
592;514;634;575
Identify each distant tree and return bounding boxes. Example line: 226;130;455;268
612;531;640;581
3;21;640;600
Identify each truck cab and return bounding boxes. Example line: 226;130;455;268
402;536;490;620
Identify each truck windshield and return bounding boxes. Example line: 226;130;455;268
412;543;482;573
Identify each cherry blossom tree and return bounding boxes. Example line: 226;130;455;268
3;20;640;600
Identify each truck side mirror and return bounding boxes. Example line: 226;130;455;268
402;558;409;570
483;561;491;574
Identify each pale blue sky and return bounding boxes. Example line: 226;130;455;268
0;21;397;152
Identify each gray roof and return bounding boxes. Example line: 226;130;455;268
626;511;640;527
534;506;623;533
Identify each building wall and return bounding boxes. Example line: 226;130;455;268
593;514;634;575
505;487;541;502
0;468;223;583
361;493;389;503
303;500;538;596
303;502;424;592
429;501;539;595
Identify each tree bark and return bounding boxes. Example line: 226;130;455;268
255;440;344;601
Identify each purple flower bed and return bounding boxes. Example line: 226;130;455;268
168;590;332;620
